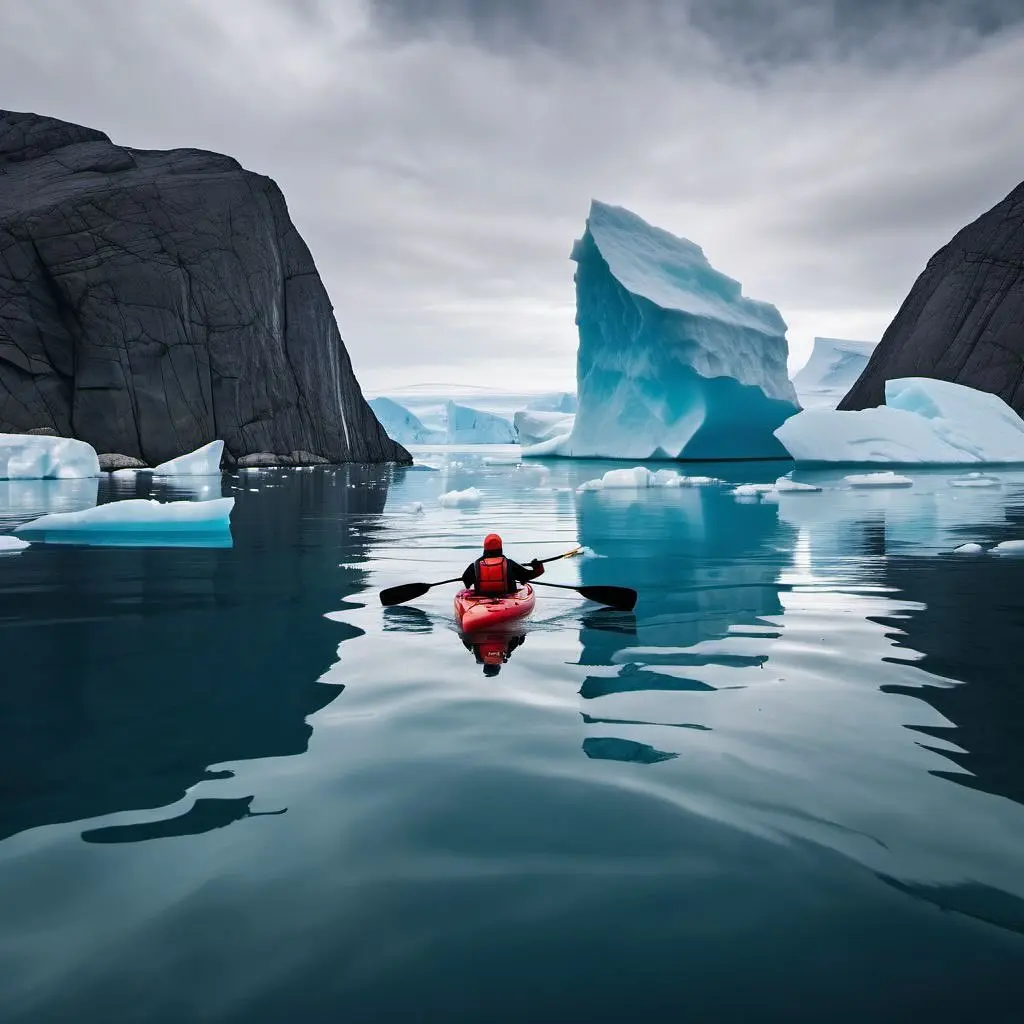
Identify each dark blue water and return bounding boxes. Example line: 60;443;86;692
2;451;1024;1022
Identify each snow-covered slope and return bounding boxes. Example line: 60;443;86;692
368;398;445;445
792;337;876;409
526;201;800;461
775;377;1024;464
445;401;517;444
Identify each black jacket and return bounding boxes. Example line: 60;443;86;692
462;555;539;592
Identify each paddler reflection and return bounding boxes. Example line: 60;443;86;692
461;628;526;677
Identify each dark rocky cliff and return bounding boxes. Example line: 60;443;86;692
839;181;1024;414
0;110;410;465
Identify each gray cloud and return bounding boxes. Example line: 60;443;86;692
2;0;1023;391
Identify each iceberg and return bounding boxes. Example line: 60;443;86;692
0;433;100;479
791;337;876;409
776;377;1024;465
525;201;800;461
438;487;482;508
153;440;224;477
445;402;516;444
577;467;722;491
368;398;445;445
514;410;576;448
0;535;30;553
845;471;913;488
15;497;235;535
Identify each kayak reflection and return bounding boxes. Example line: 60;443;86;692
460;627;527;677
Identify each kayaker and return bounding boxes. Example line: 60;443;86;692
461;533;544;596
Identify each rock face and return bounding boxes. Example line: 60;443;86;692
840;181;1024;414
0;110;410;465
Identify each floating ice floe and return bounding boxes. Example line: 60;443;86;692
578;467;723;492
993;540;1024;555
15;497;235;536
153;440;224;477
844;472;913;489
0;433;100;479
731;483;777;497
0;535;30;553
949;473;1001;488
776;377;1024;465
773;477;822;493
952;543;985;554
438;487;483;508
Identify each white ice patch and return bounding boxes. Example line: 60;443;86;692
776;377;1024;465
774;477;822;493
14;497;235;534
153;440;224;477
0;535;30;553
578;467;723;492
731;483;777;497
438;487;483;508
514;410;576;448
952;543;985;554
844;472;913;488
992;540;1024;555
0;433;100;479
949;473;1001;488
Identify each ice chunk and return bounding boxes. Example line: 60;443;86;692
776;378;1024;465
992;540;1024;555
0;535;30;553
0;433;100;479
15;497;235;534
791;337;876;409
152;440;224;477
731;483;777;497
774;477;822;492
438;487;482;507
845;471;913;488
949;473;1001;488
481;456;522;466
529;201;799;461
369;397;445;445
953;543;985;554
577;467;722;492
514;410;576;448
445;402;517;444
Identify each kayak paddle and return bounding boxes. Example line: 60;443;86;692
530;579;638;612
378;546;586;607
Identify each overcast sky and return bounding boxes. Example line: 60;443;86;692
2;0;1023;393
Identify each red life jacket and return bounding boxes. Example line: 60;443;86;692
475;555;509;595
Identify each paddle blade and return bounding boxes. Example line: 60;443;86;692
379;581;433;606
575;585;638;612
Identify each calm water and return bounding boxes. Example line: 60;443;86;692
2;449;1024;1022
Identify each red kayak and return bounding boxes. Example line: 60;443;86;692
454;584;537;633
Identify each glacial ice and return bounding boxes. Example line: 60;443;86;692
445;402;517;445
791;337;875;409
775;377;1024;465
993;540;1024;555
523;200;800;461
14;497;235;535
577;467;723;491
949;473;1001;488
153;440;224;477
953;543;984;554
844;472;913;488
0;433;100;479
774;477;822;493
0;535;30;553
369;398;445;445
514;410;576;448
438;487;483;507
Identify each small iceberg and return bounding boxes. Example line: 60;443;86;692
992;540;1024;556
578;467;722;492
731;483;777;498
774;477;822;493
844;472;913;489
14;497;235;547
0;433;100;479
949;473;1001;488
0;535;30;554
952;543;985;554
153;440;224;477
438;487;483;508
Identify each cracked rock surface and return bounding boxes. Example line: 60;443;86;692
0;110;410;465
840;181;1024;414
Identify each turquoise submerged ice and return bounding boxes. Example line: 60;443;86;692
530;201;800;461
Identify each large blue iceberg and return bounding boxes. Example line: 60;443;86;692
524;201;800;460
791;337;876;410
368;398;445;445
445;401;517;444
